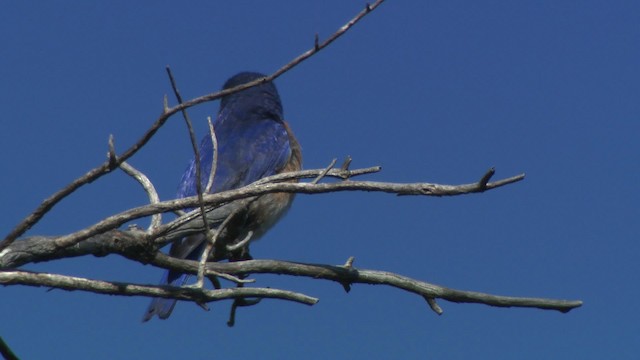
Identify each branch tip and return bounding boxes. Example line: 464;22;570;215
226;230;253;252
340;155;353;172
343;256;355;268
312;158;337;184
196;301;210;312
119;161;162;230
479;167;496;189
341;282;352;293
425;296;444;315
107;134;117;169
165;67;218;289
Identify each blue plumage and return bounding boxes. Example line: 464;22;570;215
143;72;302;321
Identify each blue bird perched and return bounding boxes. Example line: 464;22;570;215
143;72;302;321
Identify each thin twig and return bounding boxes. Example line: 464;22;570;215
424;297;443;315
343;256;355;268
312;158;337;184
166;66;212;238
227;296;261;327
166;67;219;291
171;0;388;113
253;165;382;184
107;134;117;169
340;155;353;172
478;167;496;189
41;169;524;251
119;161;162;230
226;230;254;252
192;205;249;288
191;229;218;289
110;134;162;230
206;270;255;285
205;116;219;193
0;270;318;306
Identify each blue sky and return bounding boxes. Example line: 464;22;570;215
1;1;639;359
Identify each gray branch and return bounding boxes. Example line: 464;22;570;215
46;167;525;251
0;232;582;314
160;257;582;314
0;270;318;306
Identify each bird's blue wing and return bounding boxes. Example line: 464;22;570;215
143;114;291;322
177;117;291;198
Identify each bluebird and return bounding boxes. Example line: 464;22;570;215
143;72;302;321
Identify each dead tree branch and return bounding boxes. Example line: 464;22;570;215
0;167;523;268
0;253;582;314
0;270;318;306
26;167;524;252
0;166;579;316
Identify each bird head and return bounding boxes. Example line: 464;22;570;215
219;72;283;121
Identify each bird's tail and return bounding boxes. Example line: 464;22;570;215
142;270;191;322
142;234;207;322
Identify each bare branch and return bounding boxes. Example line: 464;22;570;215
166;66;220;290
207;271;255;285
478;167;496;190
0;270;318;306
10;168;523;253
340;155;353;172
205;116;219;193
6;166;381;257
312;158;337;184
119;161;162;230
253;165;382;184
150;170;526;247
425;297;443;315
0;243;582;313
343;256;355;268
191;259;583;314
227;295;262;327
225;230;253;252
107;134;118;169
166;66;214;240
193;205;249;288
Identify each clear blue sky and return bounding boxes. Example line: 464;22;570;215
2;1;638;359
